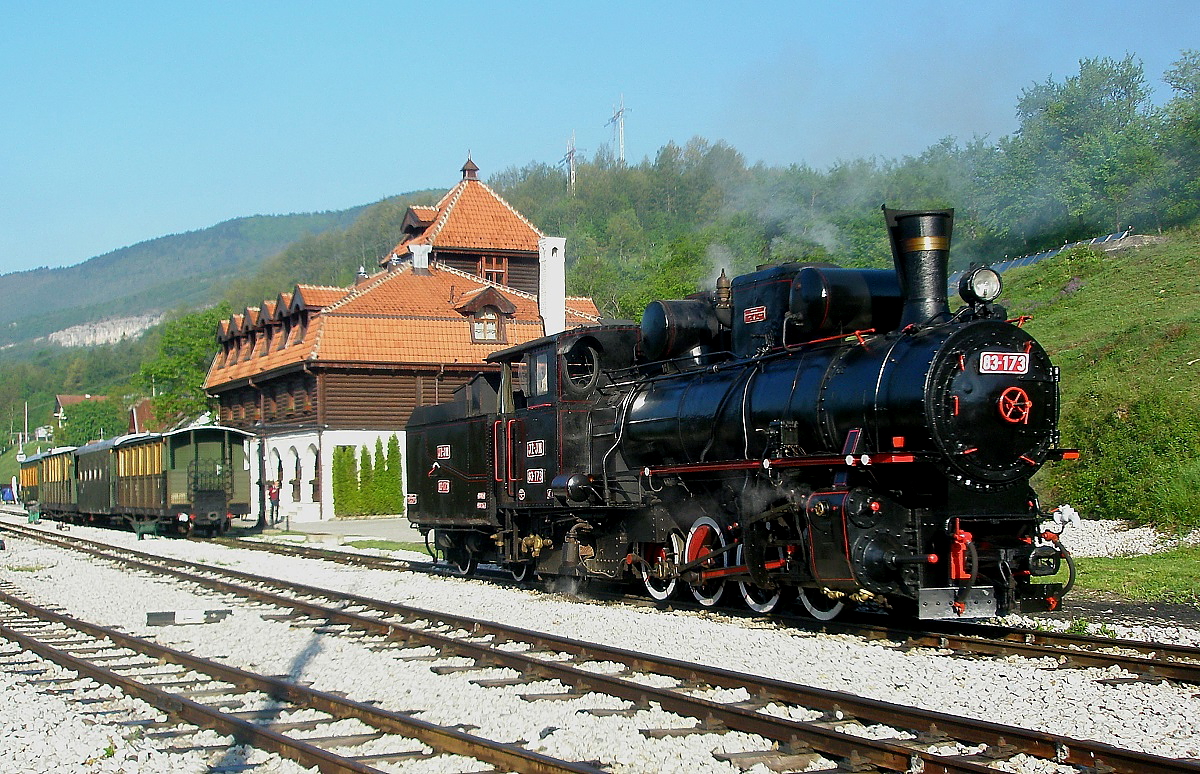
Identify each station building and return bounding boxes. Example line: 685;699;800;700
203;160;599;523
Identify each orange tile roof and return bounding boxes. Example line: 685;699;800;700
386;176;544;262
205;263;600;390
293;284;347;310
566;296;601;319
56;394;107;407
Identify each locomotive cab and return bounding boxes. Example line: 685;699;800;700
406;324;640;576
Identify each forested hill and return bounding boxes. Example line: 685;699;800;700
0;208;365;348
225;53;1200;321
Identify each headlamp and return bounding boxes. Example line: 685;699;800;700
959;267;1002;304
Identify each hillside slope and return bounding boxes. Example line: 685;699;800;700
1003;229;1200;530
0;208;364;347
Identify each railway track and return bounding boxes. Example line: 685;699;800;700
0;580;599;774
213;531;1200;685
3;519;1199;773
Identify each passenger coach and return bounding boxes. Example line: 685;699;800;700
20;426;252;536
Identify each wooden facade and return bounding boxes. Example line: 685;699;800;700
438;251;539;297
217;373;318;427
214;367;486;431
319;368;483;429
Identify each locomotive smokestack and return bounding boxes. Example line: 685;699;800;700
884;207;953;328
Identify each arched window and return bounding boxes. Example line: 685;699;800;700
309;445;321;502
291;449;302;502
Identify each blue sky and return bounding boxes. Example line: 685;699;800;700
1;1;1197;275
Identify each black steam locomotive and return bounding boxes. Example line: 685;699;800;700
406;208;1077;619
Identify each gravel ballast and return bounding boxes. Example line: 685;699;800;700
1;514;1198;772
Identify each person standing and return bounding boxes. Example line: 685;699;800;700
267;480;280;524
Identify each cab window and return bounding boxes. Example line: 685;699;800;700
526;351;552;397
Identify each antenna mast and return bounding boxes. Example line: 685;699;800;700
561;131;578;195
606;95;627;164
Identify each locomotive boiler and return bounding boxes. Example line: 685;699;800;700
406;207;1078;619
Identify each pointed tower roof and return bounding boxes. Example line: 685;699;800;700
383;158;544;264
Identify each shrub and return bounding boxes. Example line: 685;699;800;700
331;436;404;517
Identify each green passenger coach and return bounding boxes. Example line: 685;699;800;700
18;426;251;537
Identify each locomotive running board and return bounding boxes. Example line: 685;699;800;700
917;587;996;619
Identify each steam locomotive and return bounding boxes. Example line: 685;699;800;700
406;208;1078;619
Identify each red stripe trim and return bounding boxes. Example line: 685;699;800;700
644;453;918;477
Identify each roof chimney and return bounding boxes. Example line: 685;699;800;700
538;236;567;336
355;265;370;285
411;243;432;275
461;156;479;181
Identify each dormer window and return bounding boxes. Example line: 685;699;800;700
278;319;291;350
456;287;515;344
472;306;503;342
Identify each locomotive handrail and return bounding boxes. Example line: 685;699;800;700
605;331;879;392
605;347;739;379
782;326;877;352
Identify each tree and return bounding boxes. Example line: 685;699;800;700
136;303;232;424
371;437;388;514
59;398;127;447
357;445;374;514
385;434;403;515
331;446;358;517
1160;50;1200;225
979;55;1160;250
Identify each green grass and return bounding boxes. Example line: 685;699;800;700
6;563;50;572
0;441;55;488
1001;229;1200;530
1071;545;1200;604
344;539;427;553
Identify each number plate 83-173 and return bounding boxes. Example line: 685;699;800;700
979;351;1029;374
